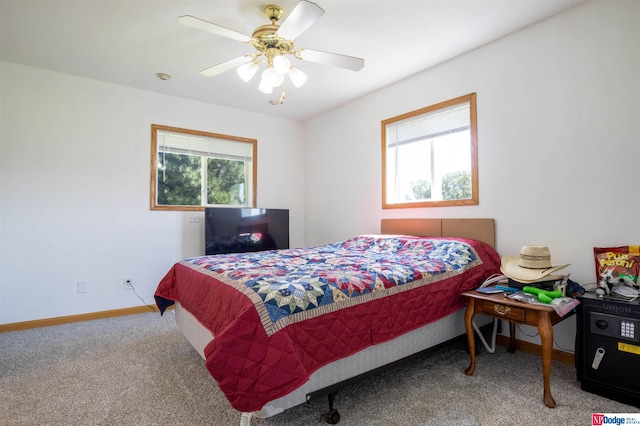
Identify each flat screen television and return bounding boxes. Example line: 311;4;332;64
204;207;289;255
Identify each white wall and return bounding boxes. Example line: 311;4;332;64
304;0;640;350
0;62;305;324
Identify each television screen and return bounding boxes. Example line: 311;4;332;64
204;207;289;255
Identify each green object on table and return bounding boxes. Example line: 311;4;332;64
522;286;563;304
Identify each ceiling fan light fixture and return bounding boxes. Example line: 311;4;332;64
288;66;308;88
272;55;291;74
261;67;284;88
273;72;284;87
258;77;274;94
236;62;259;82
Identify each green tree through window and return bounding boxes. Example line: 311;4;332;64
158;153;201;206
207;158;246;205
410;179;432;200
442;171;471;200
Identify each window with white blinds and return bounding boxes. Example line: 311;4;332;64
150;124;257;211
156;131;254;161
386;102;470;148
382;93;478;209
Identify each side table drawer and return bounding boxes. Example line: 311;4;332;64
481;300;525;322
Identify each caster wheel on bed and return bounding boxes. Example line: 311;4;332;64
323;409;340;424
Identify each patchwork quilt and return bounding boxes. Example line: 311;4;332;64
155;235;501;412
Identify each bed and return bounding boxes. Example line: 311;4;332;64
154;218;500;425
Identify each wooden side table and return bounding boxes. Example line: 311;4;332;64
462;290;573;408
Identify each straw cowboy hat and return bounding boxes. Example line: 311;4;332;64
500;245;570;283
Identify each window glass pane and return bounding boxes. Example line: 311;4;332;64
206;158;246;205
157;152;202;206
387;139;432;203
437;131;471;200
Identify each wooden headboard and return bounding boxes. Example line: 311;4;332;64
381;218;495;249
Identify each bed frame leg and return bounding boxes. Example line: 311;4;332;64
323;391;341;424
240;412;252;426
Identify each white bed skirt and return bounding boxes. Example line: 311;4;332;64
174;302;490;418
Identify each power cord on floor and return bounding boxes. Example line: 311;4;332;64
473;318;499;353
514;323;574;354
128;281;157;313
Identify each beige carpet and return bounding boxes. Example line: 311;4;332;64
1;311;637;425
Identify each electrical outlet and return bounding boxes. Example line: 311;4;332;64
123;278;133;291
77;281;87;294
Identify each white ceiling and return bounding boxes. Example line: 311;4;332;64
0;0;587;122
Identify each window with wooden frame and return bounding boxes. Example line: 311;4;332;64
150;124;257;211
382;93;478;209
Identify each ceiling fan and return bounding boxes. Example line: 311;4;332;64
178;0;364;103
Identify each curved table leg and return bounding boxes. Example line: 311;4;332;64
464;299;476;376
538;312;556;408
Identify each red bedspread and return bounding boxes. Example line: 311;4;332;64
155;235;500;412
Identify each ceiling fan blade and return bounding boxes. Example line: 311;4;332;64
200;56;252;77
298;49;364;71
178;15;252;43
277;0;325;40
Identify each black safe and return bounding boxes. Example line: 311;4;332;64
576;292;640;408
